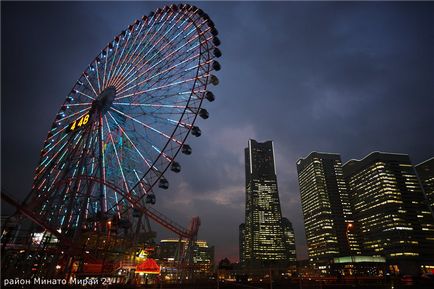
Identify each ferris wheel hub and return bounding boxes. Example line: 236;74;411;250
92;86;116;114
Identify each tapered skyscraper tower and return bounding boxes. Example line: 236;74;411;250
240;139;295;268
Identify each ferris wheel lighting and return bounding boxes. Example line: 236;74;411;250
21;5;221;273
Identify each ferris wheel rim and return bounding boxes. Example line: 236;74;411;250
29;4;221;230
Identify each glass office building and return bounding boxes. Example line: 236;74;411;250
297;152;361;272
240;139;295;268
343;152;434;274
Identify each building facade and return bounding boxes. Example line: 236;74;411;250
343;152;434;274
281;217;297;266
240;139;294;268
158;239;214;277
415;157;434;217
296;152;361;271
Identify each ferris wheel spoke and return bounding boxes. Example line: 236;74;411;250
116;47;203;96
117;51;201;96
84;74;99;97
104;116;129;209
64;102;93;107
114;21;149;78
137;80;192;105
147;114;192;130
104;115;130;191
45;124;70;142
42;141;78;184
118;11;183;84
51;137;91;229
127;171;150;205
108;112;165;172
95;59;102;93
35;131;84;192
108;33;132;88
112;21;153;80
115;17;193;88
35;132;84;190
98;114;108;213
76;89;96;100
116;75;206;101
110;107;182;145
105;36;127;88
102;54;109;89
112;102;186;109
151;145;174;164
41;132;72;159
165;117;193;129
125;19;179;79
106;47;119;87
106;112;146;161
116;24;204;93
115;88;204;107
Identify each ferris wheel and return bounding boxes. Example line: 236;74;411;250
24;4;221;239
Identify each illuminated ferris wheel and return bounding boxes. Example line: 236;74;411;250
23;4;221;238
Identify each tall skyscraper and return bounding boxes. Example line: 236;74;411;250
281;217;297;264
343;152;434;274
415;157;434;216
296;152;361;270
240;139;294;268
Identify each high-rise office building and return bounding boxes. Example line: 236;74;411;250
158;239;215;276
415;157;434;216
240;139;293;268
297;152;361;270
281;217;297;264
343;152;434;274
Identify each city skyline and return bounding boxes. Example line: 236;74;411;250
2;1;434;263
296;151;434;274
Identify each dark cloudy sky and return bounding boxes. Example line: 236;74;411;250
2;1;434;262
